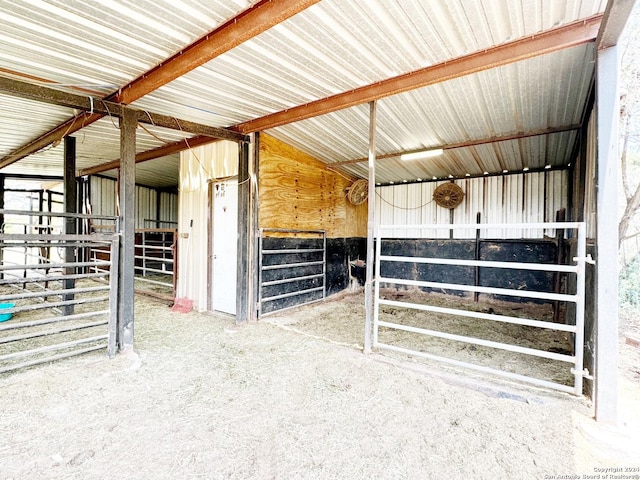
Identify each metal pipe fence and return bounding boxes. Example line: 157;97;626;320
0;209;119;375
258;228;326;317
374;221;589;395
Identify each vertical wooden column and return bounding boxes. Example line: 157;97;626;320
364;101;377;354
595;45;620;424
250;133;260;323
118;108;137;350
63;136;77;315
236;139;251;324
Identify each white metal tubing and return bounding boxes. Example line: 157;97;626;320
1;320;108;345
379;255;578;273
364;100;377;354
380;277;576;302
374;232;382;347
377;320;574;363
0;310;109;332
135;277;173;288
134;255;174;263
134;266;174;276
378;221;583;233
0;344;107;375
0;334;108;362
375;342;575;395
573;224;587;395
0;260;110;271
8;296;109;314
379;298;577;333
0;285;110;302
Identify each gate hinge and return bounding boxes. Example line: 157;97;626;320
571;367;594;380
573;254;595;265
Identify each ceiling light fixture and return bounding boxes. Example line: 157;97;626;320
400;148;444;161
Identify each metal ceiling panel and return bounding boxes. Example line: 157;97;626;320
265;43;594;184
0;0;608;188
0;0;261;93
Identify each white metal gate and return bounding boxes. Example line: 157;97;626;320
0;210;120;374
373;222;589;395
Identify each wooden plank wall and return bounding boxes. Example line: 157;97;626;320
259;134;367;238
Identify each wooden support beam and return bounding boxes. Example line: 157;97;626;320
364;101;377;355
0;0;318;167
63;136;77;316
331;125;581;167
0;76;247;146
231;15;602;134
76;135;217;177
110;0;320;104
117;108;137;351
236;141;250;324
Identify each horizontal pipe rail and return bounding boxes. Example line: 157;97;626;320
0;271;108;286
261;260;324;271
0;344;107;375
379;277;577;303
0;260;110;271
262;286;324;303
379;298;577;333
0;335;108;362
9;296;109;314
0;286;110;302
1;320;108;345
0;209;118;221
262;248;324;255
0;310;109;332
262;273;323;287
375;342;575;395
377;320;574;363
379;255;578;273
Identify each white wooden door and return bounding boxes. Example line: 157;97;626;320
211;179;238;314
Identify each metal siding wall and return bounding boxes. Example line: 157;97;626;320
159;192;178;225
376;171;568;239
135;185;155;230
88;177;178;229
177;141;239;312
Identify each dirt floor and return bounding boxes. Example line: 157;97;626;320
1;291;639;479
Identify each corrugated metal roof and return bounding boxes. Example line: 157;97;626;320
0;0;608;187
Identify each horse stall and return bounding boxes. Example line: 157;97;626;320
0;209;120;375
262;160;593;396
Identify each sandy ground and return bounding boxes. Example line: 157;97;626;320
1;292;639;480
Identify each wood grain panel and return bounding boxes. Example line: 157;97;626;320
259;134;366;238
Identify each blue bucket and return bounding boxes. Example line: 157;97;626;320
0;302;15;322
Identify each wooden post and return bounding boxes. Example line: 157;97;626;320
118;108;137;350
250;133;260;323
63;136;77;315
364;101;377;354
236;139;251;324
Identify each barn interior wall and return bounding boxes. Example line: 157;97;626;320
258;134;368;295
177;141;239;311
375;171;569;238
87;176;178;230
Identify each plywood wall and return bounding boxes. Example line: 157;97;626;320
259;134;367;238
